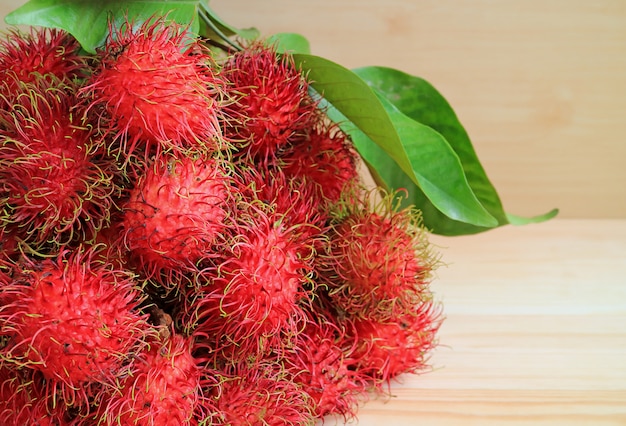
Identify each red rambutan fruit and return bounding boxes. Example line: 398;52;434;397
284;313;369;420
0;365;73;426
279;122;360;207
0;27;86;88
0;78;122;253
83;17;224;163
323;191;436;320
233;165;329;246
208;361;315;425
121;153;232;289
0;221;20;264
189;203;312;361
350;302;441;386
0;246;153;407
221;42;318;160
95;333;205;426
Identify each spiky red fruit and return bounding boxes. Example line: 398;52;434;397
84;18;223;162
96;334;205;426
0;28;85;89
0;366;71;426
280;123;359;206
0;223;19;265
0;79;121;252
351;302;441;385
234;165;328;245
0;247;152;407
208;362;314;425
221;42;317;160
323;193;435;320
190;204;312;360
284;315;369;419
121;154;232;287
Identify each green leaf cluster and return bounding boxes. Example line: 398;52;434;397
4;0;557;235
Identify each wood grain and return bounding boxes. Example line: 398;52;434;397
328;219;626;425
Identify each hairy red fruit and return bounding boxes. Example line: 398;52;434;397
234;165;328;246
88;217;129;272
284;315;369;420
324;192;436;320
96;334;204;426
190;204;312;361
0;79;121;253
208;362;314;425
0;366;72;426
0;223;20;264
0;28;85;89
84;18;223;163
280;123;359;207
0;247;152;407
351;302;441;386
121;154;232;288
221;42;317;160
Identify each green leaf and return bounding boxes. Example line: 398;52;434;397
506;209;559;225
198;1;259;44
5;0;201;54
267;33;310;54
353;66;557;234
292;53;498;229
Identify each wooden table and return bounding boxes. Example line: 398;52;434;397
345;219;626;425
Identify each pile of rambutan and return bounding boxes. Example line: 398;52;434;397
0;18;441;425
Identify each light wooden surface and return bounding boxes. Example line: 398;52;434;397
335;218;626;425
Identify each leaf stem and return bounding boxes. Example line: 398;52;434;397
198;6;242;52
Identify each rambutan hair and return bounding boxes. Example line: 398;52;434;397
279;121;360;208
283;310;370;420
350;301;442;388
0;27;86;90
0;365;73;426
0;246;154;408
220;41;319;161
322;189;438;320
94;333;206;426
82;16;224;166
0;78;122;254
232;164;329;247
207;360;315;425
120;153;234;290
188;200;314;362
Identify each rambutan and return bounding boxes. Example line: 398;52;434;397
284;313;369;420
208;361;315;425
0;27;86;88
0;246;153;407
350;302;441;386
0;78;122;254
83;17;224;163
0;10;448;425
189;203;312;361
323;191;436;320
95;334;205;426
221;42;318;160
120;153;232;289
279;122;360;207
233;165;328;246
0;221;20;264
0;365;72;426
